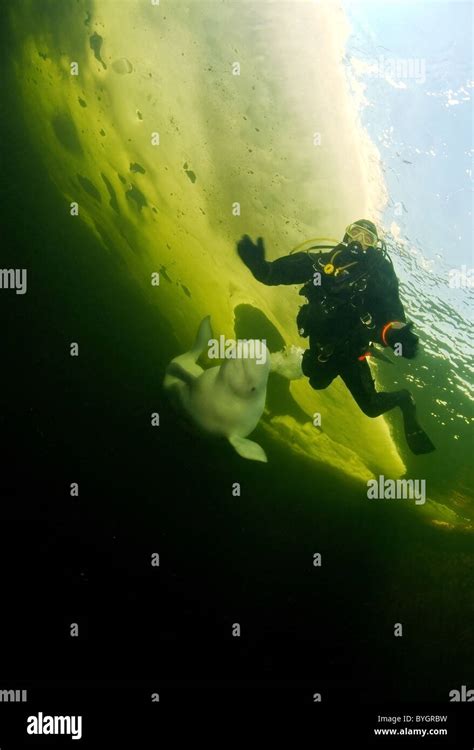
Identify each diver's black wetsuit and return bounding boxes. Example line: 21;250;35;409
239;240;435;454
247;244;408;418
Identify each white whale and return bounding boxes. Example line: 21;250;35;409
163;316;270;462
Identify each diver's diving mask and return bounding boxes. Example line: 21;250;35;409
345;222;378;250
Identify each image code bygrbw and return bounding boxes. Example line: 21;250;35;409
0;0;473;745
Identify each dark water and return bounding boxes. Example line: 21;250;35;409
0;2;473;716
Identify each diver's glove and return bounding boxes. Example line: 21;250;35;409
383;321;419;359
237;235;270;281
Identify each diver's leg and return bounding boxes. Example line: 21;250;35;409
340;359;435;455
340;359;408;416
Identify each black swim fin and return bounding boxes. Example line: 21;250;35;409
367;344;394;365
401;398;436;455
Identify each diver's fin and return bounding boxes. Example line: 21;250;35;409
405;424;436;455
228;435;268;463
367;344;394;364
402;406;436;455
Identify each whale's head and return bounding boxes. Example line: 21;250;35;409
220;341;270;400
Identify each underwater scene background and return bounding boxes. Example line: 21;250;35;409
1;0;473;710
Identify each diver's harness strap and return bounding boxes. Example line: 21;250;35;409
299;246;379;319
297;244;389;362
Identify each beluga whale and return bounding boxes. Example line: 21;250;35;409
163;316;270;462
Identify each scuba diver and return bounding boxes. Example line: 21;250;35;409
237;219;435;455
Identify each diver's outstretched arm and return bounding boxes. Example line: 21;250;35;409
237;235;315;285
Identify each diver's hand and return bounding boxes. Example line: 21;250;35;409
237;235;266;270
386;321;419;359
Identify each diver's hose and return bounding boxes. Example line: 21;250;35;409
307;244;339;252
290;237;339;254
291;236;389;259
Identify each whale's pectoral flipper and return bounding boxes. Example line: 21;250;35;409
190;315;213;359
228;435;268;463
164;316;214;389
